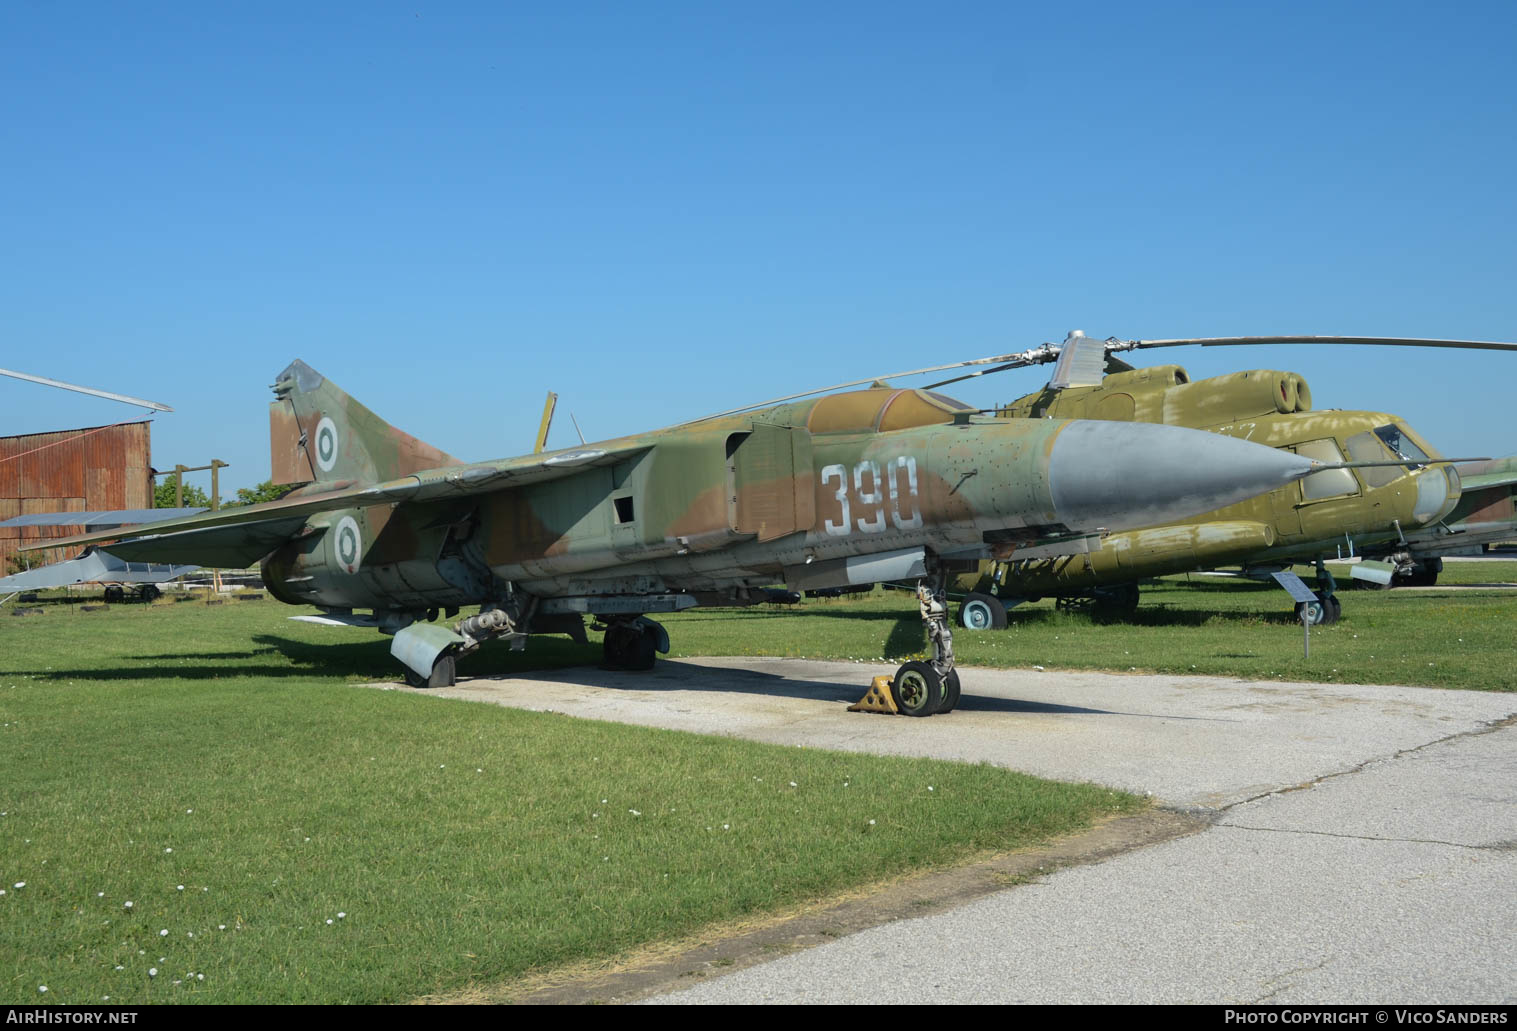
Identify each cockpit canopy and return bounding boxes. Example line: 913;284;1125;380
802;388;976;435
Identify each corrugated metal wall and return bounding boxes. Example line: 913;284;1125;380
0;422;153;570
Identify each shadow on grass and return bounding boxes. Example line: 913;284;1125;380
1003;607;1307;629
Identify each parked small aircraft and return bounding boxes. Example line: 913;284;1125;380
27;358;1336;715
0;545;199;601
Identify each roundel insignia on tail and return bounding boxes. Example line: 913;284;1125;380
315;416;339;474
335;516;362;574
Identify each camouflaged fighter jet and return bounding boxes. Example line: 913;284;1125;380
29;359;1336;715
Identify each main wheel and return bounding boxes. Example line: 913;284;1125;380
891;661;943;717
958;593;1008;630
604;625;657;671
1394;559;1441;587
1294;600;1330;625
403;654;456;689
1324;595;1342;623
103;585;125;603
140;584;161;602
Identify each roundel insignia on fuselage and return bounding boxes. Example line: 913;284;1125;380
334;516;362;574
315;416;339;474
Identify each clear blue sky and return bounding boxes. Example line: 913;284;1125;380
4;1;1514;498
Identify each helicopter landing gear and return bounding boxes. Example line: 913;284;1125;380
1091;582;1140;621
1293;596;1341;626
1053;582;1140;621
1294;559;1342;626
1393;557;1442;587
892;574;957;716
958;592;1008;630
599;616;667;671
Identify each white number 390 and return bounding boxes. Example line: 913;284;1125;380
821;457;923;536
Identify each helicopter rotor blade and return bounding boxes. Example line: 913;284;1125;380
1114;335;1517;354
0;367;175;413
689;346;1063;423
692;331;1517;427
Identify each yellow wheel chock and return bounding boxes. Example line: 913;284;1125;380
848;675;900;715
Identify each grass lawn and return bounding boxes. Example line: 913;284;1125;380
0;595;1142;1004
1;562;1508;1003
660;562;1517;691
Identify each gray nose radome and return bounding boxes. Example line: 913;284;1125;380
1048;420;1316;532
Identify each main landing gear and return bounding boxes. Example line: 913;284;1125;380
892;574;961;717
599;616;668;671
403;653;456;689
1294;559;1342;626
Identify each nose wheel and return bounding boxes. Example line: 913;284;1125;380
890;573;959;716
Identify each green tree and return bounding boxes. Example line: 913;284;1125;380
225;480;294;507
153;480;212;509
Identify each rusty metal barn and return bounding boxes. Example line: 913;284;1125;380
0;421;153;570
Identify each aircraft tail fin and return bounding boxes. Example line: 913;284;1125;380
269;360;462;486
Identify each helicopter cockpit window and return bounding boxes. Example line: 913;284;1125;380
1374;424;1429;469
1295;439;1358;501
1347;424;1428;488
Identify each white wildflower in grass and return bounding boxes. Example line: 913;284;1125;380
160;929;168;936
868;819;876;826
13;881;23;888
164;848;172;853
185;809;192;814
177;885;184;891
628;809;641;816
197;974;203;981
38;986;46;993
115;966;123;971
789;781;797;787
326;919;333;925
337;912;345;919
148;968;157;977
928;786;934;792
124;901;133;909
218;925;226;931
98;892;105;897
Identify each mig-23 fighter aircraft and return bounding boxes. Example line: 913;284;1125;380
29;358;1349;715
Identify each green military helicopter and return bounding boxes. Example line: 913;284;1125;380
30;357;1344;715
940;332;1516;629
